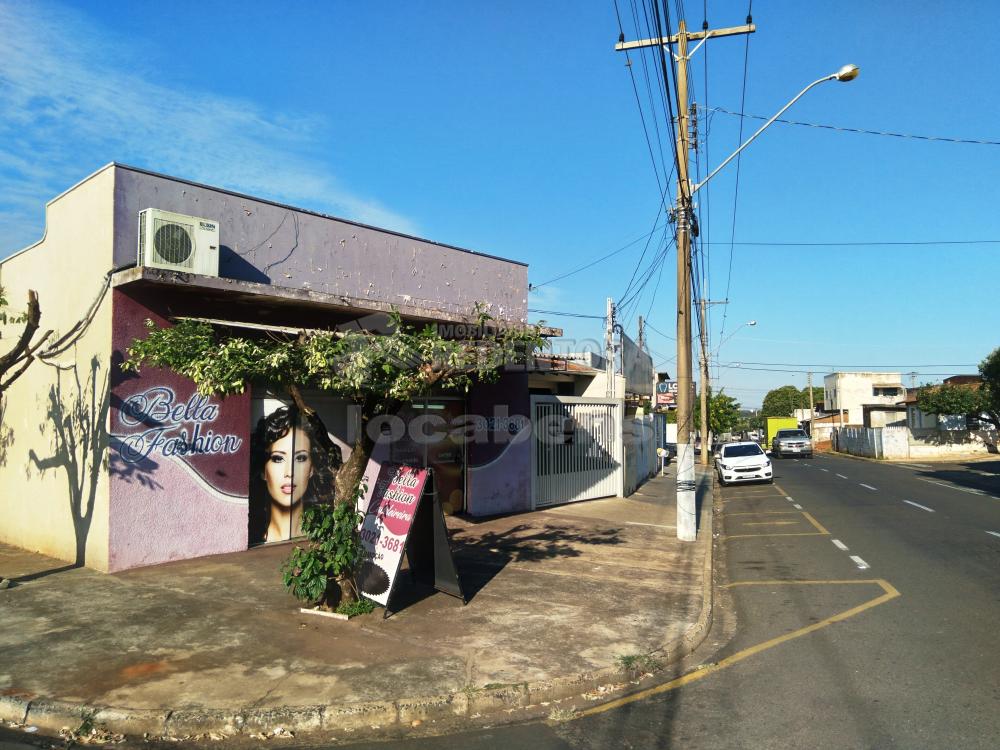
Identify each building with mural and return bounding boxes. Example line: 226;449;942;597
0;164;553;572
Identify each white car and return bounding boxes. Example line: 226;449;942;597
716;441;773;486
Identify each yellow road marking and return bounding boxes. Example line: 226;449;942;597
722;511;829;539
742;520;800;526
802;512;830;535
576;579;900;718
720;498;786;506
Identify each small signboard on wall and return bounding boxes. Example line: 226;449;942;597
356;459;465;616
656;380;678;408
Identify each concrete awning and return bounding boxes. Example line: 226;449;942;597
112;267;561;336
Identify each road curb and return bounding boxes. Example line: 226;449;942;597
826;449;997;465
4;477;719;741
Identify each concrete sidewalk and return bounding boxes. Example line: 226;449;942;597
0;469;713;741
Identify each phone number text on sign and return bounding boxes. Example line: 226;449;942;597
355;460;429;606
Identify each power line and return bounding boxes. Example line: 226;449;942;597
717;363;973;376
619;181;674;303
614;0;669;200
643;320;675;340
722;360;978;368
529;220;669;289
717;0;753;352
704;238;1000;247
651;0;687;201
528;309;606;320
703;105;1000;146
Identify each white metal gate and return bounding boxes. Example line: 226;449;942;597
531;396;623;507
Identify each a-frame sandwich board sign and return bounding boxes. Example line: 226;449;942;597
356;460;465;618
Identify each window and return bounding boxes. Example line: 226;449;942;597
723;444;764;458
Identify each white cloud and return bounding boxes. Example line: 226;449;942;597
0;1;418;255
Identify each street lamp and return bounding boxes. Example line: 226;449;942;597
690;65;860;196
714;320;757;357
674;63;859;542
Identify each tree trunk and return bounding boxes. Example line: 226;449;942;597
336;426;375;505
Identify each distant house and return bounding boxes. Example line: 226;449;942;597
902;375;984;434
823;372;906;426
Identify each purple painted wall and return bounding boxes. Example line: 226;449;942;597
112;165;528;322
466;372;532;516
109;289;251;571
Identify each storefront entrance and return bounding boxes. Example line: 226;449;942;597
383;398;467;515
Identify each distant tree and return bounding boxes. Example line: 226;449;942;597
761;385;801;417
708;392;742;435
802;386;824;408
917;347;1000;429
694;390;742;435
761;384;822;418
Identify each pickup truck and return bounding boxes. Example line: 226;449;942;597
771;428;813;458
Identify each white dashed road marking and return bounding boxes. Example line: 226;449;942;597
793;503;803;510
918;478;985;496
986;531;1000;540
819;468;829;472
860;483;878;491
836;474;848;479
850;555;870;570
832;539;849;551
903;500;935;513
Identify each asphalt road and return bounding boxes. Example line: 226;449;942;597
327;453;1000;749
3;454;996;749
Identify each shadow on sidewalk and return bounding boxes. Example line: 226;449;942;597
449;521;625;601
9;562;80;585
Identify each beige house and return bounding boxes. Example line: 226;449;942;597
0;164;540;572
823;372;906;426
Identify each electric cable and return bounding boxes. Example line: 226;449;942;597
716;0;752;350
529;219;670;289
704;239;1000;247
703;105;1000;147
528;309;607;320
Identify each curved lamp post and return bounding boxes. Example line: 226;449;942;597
676;65;859;540
690;65;860;197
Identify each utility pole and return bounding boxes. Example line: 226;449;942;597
698;298;728;465
605;298;616;398
807;371;815;435
617;17;755;542
638;315;646;352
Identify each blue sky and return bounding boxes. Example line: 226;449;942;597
2;1;998;407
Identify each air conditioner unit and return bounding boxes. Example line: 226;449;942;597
137;208;220;276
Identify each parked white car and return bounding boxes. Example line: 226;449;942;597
715;441;773;486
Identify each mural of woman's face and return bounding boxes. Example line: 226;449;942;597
262;427;313;506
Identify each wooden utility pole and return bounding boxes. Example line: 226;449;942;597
698;298;727;465
807;372;815;435
616;17;755;542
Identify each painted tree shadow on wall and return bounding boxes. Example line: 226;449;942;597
25;356;109;578
0;399;12;468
